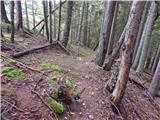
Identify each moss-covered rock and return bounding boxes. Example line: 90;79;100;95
44;96;64;114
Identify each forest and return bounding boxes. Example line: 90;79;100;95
1;0;160;120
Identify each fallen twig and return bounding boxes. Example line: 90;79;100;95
31;90;58;120
2;98;24;112
2;53;48;76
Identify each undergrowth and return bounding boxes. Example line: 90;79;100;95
1;67;25;78
39;60;62;72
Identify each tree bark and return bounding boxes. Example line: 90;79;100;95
136;2;157;75
16;1;23;31
49;1;53;44
149;60;160;98
10;1;15;43
32;1;36;27
82;2;88;46
43;1;49;41
25;1;30;30
103;28;126;71
132;2;150;64
107;2;119;55
1;1;10;23
87;5;92;48
57;0;62;41
77;2;85;43
53;1;56;39
151;45;160;74
110;1;145;112
94;1;117;67
62;1;73;47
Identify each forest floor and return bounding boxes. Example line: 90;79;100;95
1;34;160;120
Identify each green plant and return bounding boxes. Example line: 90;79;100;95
47;76;58;83
2;33;10;41
5;59;17;64
65;79;73;88
0;21;10;29
1;67;25;78
40;61;62;72
44;96;64;114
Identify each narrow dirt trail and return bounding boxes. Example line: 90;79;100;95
2;35;160;120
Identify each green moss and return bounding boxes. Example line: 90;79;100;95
5;59;17;64
40;61;62;72
47;76;58;83
1;67;25;78
44;96;64;114
65;79;73;89
1;89;17;100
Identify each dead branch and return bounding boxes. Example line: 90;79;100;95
2;53;48;76
57;41;71;55
31;90;58;120
2;98;24;112
129;77;147;89
32;1;66;30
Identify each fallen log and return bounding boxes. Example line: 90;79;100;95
12;42;57;58
129;77;147;89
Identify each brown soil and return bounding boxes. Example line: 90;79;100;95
1;34;160;120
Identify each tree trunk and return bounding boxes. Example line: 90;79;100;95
57;0;62;41
10;1;15;43
77;2;85;43
132;2;150;63
53;1;56;39
151;45;160;74
1;1;10;23
87;5;92;48
62;1;73;47
43;1;49;41
148;50;157;71
136;2;157;75
94;1;117;67
103;28;126;71
107;2;119;55
25;1;30;30
149;60;160;98
32;1;36;28
82;2;88;46
49;1;53;44
16;1;23;31
110;1;145;112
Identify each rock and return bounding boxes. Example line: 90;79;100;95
88;115;94;119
